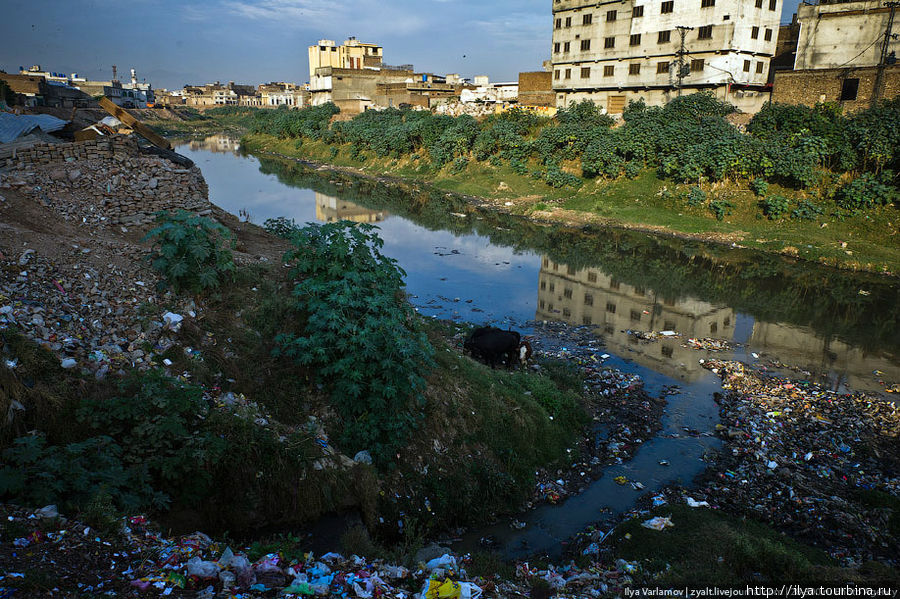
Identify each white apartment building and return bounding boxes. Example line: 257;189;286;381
550;0;782;113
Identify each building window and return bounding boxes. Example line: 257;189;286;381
554;70;561;80
751;26;759;39
549;282;556;292
607;9;617;21
698;25;713;39
755;0;762;6
565;68;572;79
581;67;591;78
581;39;591;51
554;42;561;53
840;78;859;101
564;41;571;52
583;315;593;325
710;322;718;334
633;5;645;17
661;0;674;13
540;280;546;290
691;58;705;72
610;280;620;290
659;30;671;43
584;293;594;306
605;324;615;334
664;320;676;330
555;18;562;29
603;65;615;76
768;0;776;9
587;271;597;282
584;13;593;25
606;302;617;314
701;0;715;6
540;300;545;309
630;309;642;321
756;61;764;73
743;59;751;72
567;265;576;275
565;16;572;26
564;288;573;299
630;33;642;46
764;28;773;41
605;36;616;48
563;308;571;317
629;63;641;75
657;61;670;73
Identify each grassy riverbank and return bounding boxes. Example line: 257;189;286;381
239;132;899;273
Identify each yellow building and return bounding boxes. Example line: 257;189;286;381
308;37;384;81
315;193;386;223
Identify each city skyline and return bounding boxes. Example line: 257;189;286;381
1;0;802;90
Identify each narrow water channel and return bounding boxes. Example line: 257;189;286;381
176;136;900;557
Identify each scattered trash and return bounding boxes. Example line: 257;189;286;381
641;516;674;531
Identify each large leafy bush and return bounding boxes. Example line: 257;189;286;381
273;222;435;467
144;210;236;293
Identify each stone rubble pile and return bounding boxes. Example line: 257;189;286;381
0;135;209;226
0;247;195;378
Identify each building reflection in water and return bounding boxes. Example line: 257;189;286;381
187;135;241;154
535;256;899;392
535;256;735;382
315;192;387;223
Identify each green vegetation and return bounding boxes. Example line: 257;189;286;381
143;210;236;293
273;221;436;467
223;94;899;271
611;505;899;584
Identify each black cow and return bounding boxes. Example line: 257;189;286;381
464;326;522;368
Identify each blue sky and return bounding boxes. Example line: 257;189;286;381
1;0;801;90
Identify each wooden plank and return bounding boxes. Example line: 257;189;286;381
98;96;171;150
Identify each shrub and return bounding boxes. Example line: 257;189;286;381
624;161;642;179
687;187;707;206
451;156;469;174
834;174;899;212
790;200;824;221
274;222;435;467
544;165;582;188
263;216;302;239
144;210;236;294
750;178;769;196
760;195;791;220
76;372;227;507
709;199;734;221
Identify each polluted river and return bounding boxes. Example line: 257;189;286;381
176;136;900;560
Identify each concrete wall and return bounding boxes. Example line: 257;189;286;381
2;136;210;226
795;0;898;69
772;64;900;111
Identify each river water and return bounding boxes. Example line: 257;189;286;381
176;136;900;558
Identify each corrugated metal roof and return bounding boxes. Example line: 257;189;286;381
0;112;68;143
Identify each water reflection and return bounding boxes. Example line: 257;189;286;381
186;135;241;154
535;255;899;393
315;193;386;223
536;257;735;382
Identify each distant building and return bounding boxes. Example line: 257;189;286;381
258;82;309;108
550;0;782;114
308;38;384;81
772;0;900;110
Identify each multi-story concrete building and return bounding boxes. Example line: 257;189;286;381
308;38;384;81
772;0;900;110
550;0;782;113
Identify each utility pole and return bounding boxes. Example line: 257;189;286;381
675;26;694;96
872;1;899;107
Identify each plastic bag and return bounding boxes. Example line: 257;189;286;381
424;553;457;572
641;516;674;531
185;556;219;579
